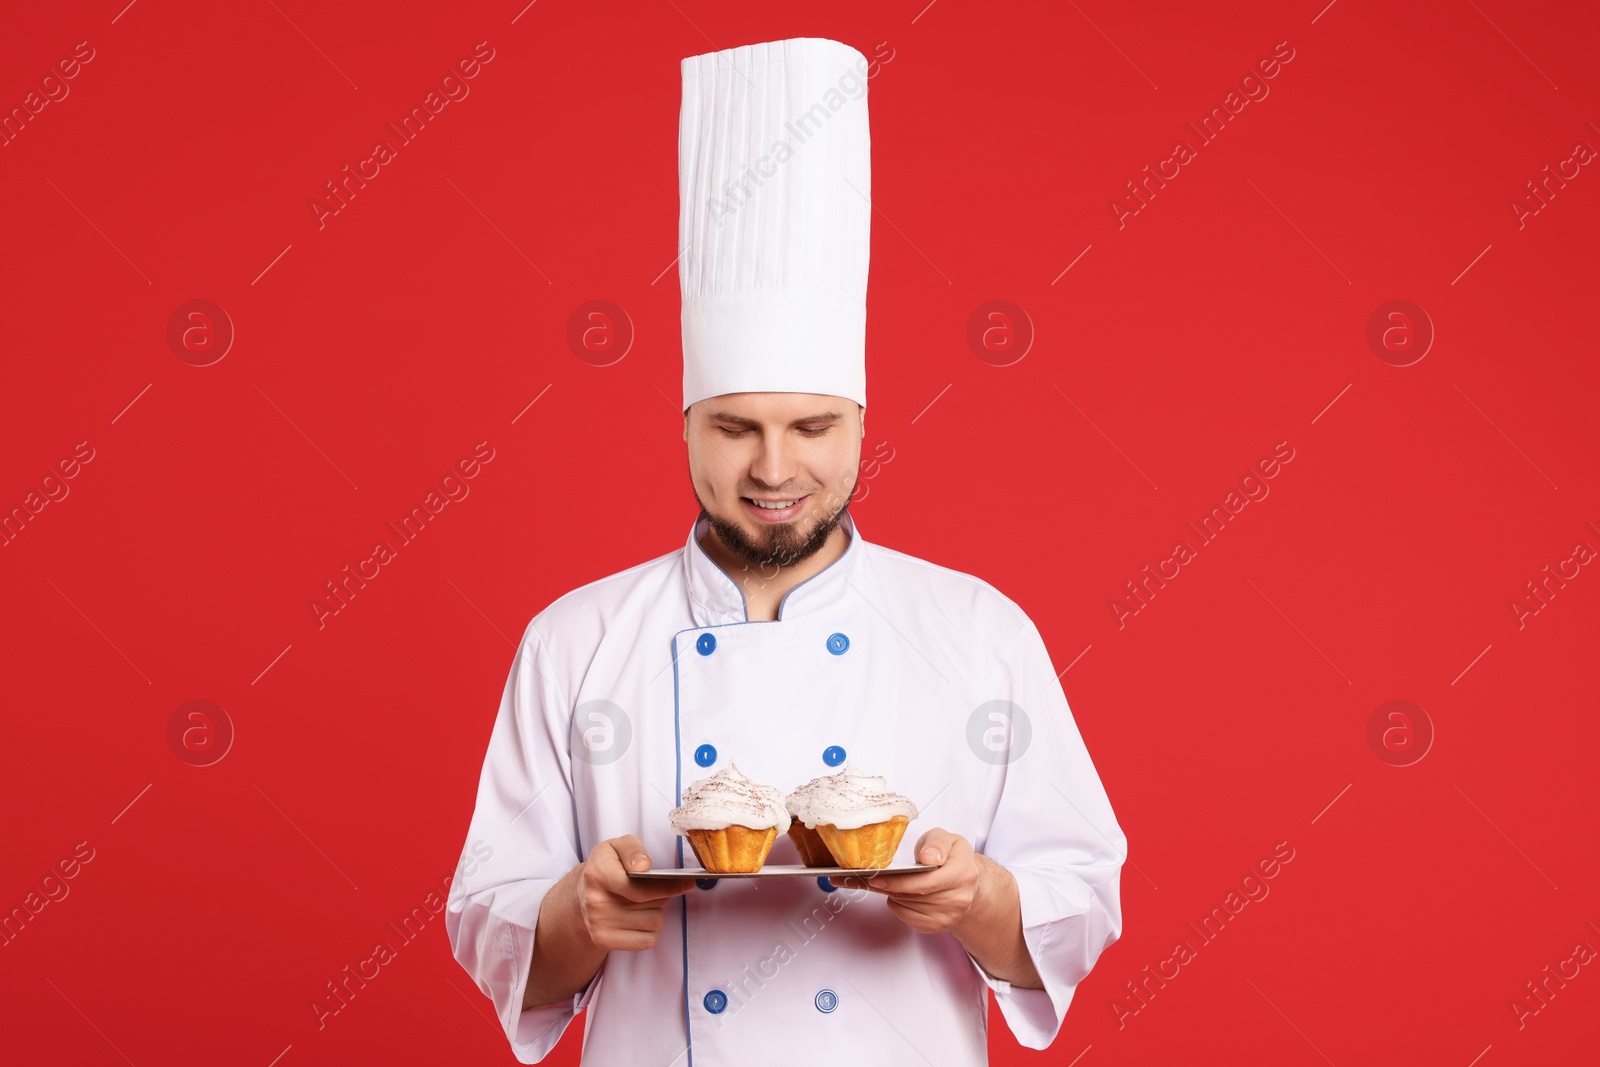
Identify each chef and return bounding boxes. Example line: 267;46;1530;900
446;36;1126;1066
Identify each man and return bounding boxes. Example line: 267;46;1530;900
447;37;1125;1065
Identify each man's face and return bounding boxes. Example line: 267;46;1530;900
685;392;864;570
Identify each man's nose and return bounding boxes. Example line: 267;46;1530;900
749;432;798;489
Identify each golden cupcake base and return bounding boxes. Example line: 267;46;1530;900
815;815;910;869
684;824;779;873
787;822;839;867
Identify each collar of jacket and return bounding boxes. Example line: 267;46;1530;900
683;507;866;626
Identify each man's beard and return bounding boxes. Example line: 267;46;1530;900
695;482;855;570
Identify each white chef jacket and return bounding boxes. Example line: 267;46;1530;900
446;510;1125;1065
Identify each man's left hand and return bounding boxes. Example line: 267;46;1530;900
841;827;982;934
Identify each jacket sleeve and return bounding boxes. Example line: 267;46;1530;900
967;614;1126;1049
445;622;598;1064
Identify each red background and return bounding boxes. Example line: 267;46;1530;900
2;1;1597;1064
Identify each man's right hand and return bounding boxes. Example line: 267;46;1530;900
575;835;696;951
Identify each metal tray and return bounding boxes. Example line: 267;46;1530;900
628;863;937;880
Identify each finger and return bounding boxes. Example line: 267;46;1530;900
839;875;900;893
619;877;699;901
884;896;944;934
913;828;960;866
608;903;671;932
606;835;651;872
864;869;954;896
598;837;695;900
587;840;629;890
610;869;697;902
874;844;969;888
849;877;880;891
591;927;664;952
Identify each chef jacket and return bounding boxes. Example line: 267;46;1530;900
446;509;1125;1065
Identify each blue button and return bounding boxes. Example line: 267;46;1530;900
694;743;717;767
704;989;728;1014
696;633;717;656
817;876;837;893
823;746;846;767
815;988;839;1013
696;878;718;891
826;632;850;655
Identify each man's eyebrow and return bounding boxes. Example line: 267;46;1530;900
706;410;845;427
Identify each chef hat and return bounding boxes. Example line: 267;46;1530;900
678;37;872;412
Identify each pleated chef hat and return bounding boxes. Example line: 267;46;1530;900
678;37;872;412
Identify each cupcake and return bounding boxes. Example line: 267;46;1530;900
668;764;791;873
784;779;838;867
790;763;919;870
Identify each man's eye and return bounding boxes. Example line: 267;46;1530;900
719;427;752;437
799;427;829;436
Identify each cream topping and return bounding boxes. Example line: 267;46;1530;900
787;761;918;831
669;763;791;834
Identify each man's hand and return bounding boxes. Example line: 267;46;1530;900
841;827;1043;989
524;835;694;1009
575;834;696;951
841;828;980;934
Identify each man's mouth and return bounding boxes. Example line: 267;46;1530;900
742;495;808;523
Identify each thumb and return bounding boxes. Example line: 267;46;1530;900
916;828;956;866
610;834;651;871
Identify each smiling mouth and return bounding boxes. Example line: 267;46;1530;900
741;494;809;522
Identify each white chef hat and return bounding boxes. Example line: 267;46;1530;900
678;37;872;413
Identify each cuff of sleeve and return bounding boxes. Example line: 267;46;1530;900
967;866;1093;1050
968;955;1061;1050
485;880;597;1064
511;952;603;1063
